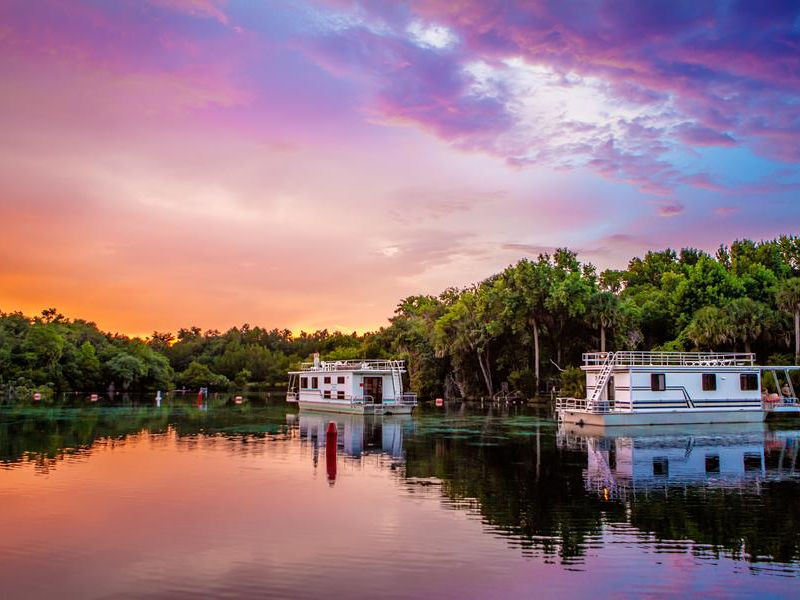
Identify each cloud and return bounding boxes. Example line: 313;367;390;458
677;124;736;147
300;0;800;191
147;0;230;24
656;201;685;217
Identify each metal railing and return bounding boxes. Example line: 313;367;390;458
386;393;418;406
555;396;611;414
297;359;407;372
582;351;755;367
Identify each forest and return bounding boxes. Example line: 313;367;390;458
2;235;800;400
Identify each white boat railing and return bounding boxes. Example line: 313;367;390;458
555;397;611;414
296;359;407;372
582;351;755;367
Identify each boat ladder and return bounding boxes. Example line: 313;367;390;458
586;352;616;412
389;359;404;398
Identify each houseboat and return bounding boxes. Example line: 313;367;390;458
556;351;799;427
286;355;418;415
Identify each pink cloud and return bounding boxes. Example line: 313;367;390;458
303;0;800;187
677;124;736;147
147;0;230;24
656;201;685;217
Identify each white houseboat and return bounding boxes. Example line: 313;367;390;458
286;355;418;415
556;351;799;427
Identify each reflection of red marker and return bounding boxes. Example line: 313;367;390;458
326;421;337;485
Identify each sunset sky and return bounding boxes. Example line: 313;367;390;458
1;1;799;336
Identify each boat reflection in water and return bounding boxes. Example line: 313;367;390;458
294;412;415;482
558;422;800;501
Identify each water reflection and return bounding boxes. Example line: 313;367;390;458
0;402;799;598
297;412;414;459
556;421;800;567
557;423;800;500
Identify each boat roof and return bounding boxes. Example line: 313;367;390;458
581;351;800;370
289;359;406;374
582;351;756;368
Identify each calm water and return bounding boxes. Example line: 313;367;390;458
1;399;799;598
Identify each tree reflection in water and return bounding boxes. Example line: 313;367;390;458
1;401;798;569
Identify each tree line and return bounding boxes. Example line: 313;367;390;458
2;235;799;400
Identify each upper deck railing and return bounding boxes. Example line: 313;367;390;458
582;351;755;368
295;359;407;372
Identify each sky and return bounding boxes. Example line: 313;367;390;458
1;0;799;336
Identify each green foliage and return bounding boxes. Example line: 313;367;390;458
560;367;585;399
177;361;229;389
1;234;799;400
105;353;146;389
234;368;252;388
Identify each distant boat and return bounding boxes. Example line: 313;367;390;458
556;351;799;427
286;354;417;415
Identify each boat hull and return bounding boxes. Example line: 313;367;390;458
558;408;765;428
298;400;415;415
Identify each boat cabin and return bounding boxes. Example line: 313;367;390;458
556;351;799;427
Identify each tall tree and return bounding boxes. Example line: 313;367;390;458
587;291;622;352
724;298;767;353
501;258;551;386
434;288;495;396
776;278;800;363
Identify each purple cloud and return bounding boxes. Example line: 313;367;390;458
303;0;800;191
677;124;736;147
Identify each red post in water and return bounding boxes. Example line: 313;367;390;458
197;389;203;407
326;421;337;485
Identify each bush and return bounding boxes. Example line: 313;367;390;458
559;366;585;398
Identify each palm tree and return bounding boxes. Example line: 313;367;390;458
509;258;550;385
776;278;800;364
587;291;622;352
434;288;494;397
685;306;731;350
725;297;767;353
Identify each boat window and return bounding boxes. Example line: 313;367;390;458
337;391;345;399
323;376;331;384
702;373;717;391
652;457;669;477
311;377;318;389
651;373;666;391
300;377;308;389
323;390;331;399
740;373;758;391
743;453;763;472
705;455;720;473
337;376;345;384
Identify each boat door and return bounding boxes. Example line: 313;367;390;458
363;377;383;404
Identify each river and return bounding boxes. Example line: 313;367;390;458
1;398;798;598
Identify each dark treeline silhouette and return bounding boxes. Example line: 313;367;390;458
2;235;800;400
